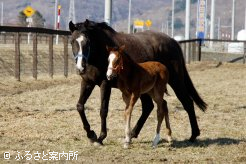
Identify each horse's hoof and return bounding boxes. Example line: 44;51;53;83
189;130;200;142
189;133;200;142
130;131;138;139
88;130;98;143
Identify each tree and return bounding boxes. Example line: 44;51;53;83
18;11;28;26
32;11;45;27
18;10;45;27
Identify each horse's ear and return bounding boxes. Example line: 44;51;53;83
84;19;96;30
69;21;77;33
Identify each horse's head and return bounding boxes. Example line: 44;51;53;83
69;20;92;74
106;45;125;80
69;19;117;76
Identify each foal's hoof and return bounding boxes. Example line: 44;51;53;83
93;142;103;147
123;143;130;149
167;136;172;143
152;134;160;148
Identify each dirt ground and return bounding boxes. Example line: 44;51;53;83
0;62;246;163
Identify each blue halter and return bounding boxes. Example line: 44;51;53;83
74;46;90;62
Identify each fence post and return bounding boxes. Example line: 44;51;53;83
33;33;38;79
183;43;186;61
198;39;202;61
63;36;68;78
244;41;246;64
191;42;195;61
49;35;54;78
15;32;20;81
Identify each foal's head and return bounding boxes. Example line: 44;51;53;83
106;45;125;80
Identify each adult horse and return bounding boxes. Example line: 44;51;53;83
69;19;207;145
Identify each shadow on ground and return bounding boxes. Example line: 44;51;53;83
170;137;246;148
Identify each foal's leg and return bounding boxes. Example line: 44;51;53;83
152;98;165;148
124;93;139;149
77;80;97;143
162;100;172;142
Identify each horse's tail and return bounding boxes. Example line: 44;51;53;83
176;42;207;112
165;38;207;112
182;61;207;111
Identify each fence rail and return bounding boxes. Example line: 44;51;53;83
0;26;72;81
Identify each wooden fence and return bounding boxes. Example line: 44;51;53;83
1;26;245;81
179;38;246;64
0;26;71;81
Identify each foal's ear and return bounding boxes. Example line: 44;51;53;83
119;45;126;52
106;45;112;52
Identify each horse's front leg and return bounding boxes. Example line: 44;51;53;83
131;94;154;138
77;79;97;143
97;80;112;145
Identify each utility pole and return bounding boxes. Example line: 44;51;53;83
54;0;58;29
185;0;190;63
185;0;190;39
1;2;3;26
68;0;76;30
231;0;235;40
217;17;220;39
104;0;112;25
210;0;215;47
245;7;246;29
128;0;132;33
210;0;215;40
171;0;175;37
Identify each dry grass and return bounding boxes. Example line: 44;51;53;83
0;62;246;163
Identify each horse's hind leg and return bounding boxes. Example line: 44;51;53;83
162;99;172;142
77;80;97;143
169;73;200;142
131;94;154;138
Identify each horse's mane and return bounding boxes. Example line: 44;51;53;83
97;22;116;33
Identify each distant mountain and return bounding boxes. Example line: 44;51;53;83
1;0;246;38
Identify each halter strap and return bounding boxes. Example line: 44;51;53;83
112;54;123;74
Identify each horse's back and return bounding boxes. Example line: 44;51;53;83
116;31;182;63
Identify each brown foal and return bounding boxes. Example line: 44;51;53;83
106;45;172;148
